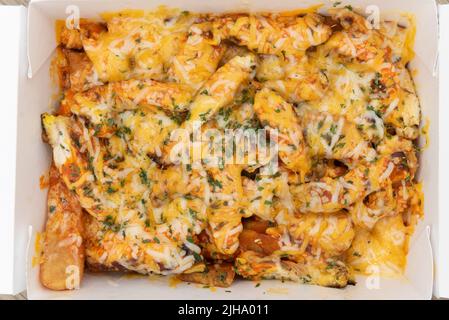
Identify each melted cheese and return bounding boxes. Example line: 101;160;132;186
44;7;424;286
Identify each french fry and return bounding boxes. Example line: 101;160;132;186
40;165;85;290
178;263;235;288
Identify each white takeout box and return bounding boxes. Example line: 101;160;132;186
0;0;448;299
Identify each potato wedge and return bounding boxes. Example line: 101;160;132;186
178;263;235;288
238;229;280;256
58;20;106;50
40;165;85;290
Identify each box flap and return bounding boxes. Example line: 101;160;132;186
27;1;56;78
0;5;27;295
437;3;449;299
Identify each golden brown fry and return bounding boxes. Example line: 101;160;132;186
286;211;355;257
168;22;226;91
242;218;271;234
206;165;247;255
238;229;280;256
178;263;235;288
58;20;106;49
182;54;256;131
212;13;331;55
235;251;353;288
253;88;310;176
62;49;104;92
51;48;71;92
40;165;85;290
61;78;193;126
196;231;235;262
59;28;83;50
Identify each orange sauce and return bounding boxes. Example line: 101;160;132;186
32;232;43;267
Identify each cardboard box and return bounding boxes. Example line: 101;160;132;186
0;0;447;299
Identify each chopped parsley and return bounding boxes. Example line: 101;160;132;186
207;175;223;191
199;109;211;122
193;252;202;262
139;169;151;186
115;126;131;138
